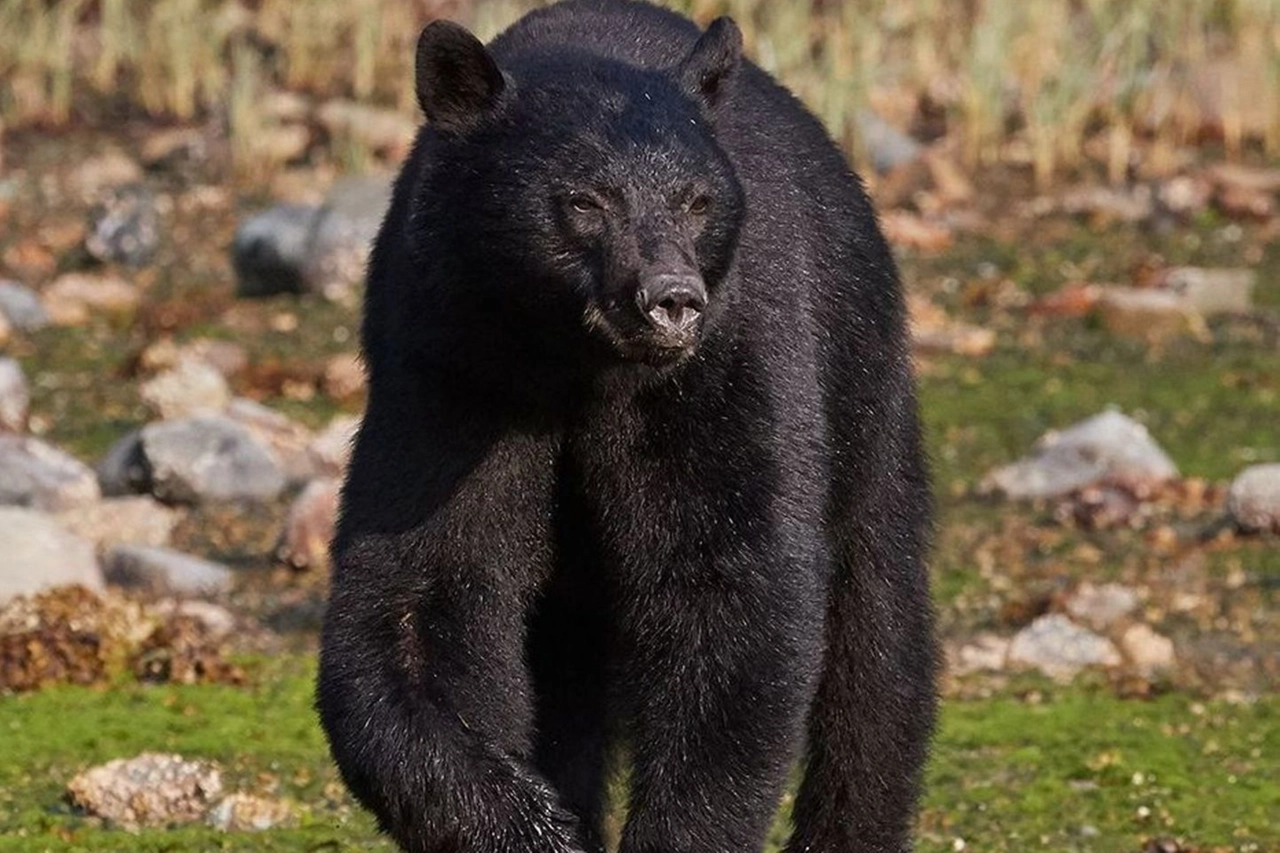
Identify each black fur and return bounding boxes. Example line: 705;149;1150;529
317;3;937;853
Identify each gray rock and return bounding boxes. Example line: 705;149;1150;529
85;184;161;266
42;272;141;326
66;753;222;829
306;176;392;301
0;279;50;332
97;429;150;497
277;477;339;571
950;634;1011;676
207;793;298;832
1097;288;1208;343
1007;614;1121;681
183;339;248;379
1156;175;1213;217
224;398;317;486
141;416;286;505
231;204;321;297
1161;267;1255;315
983;410;1179;500
1120;624;1175;676
0;507;103;602
104;544;233;596
232;176;390;300
855;110;924;175
1064;582;1141;631
139;357;232;419
1227;463;1280;533
0;435;101;510
152;599;236;639
55;496;181;550
323;175;391;244
0;357;29;431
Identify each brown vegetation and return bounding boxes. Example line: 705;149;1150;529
1;1;1277;184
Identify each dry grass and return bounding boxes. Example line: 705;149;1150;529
1;0;1278;182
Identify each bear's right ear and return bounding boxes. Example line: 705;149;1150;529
415;21;506;135
677;17;743;113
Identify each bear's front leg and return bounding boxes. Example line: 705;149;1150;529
605;483;827;853
318;386;578;853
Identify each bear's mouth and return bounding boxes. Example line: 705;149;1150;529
582;302;702;365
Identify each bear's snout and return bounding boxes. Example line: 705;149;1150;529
636;271;706;345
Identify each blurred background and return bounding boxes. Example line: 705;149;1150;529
0;2;1277;852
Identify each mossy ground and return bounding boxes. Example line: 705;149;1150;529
1;659;1276;852
1;124;1278;851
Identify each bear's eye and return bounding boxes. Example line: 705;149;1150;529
568;194;601;214
688;195;711;216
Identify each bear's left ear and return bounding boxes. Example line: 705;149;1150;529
677;17;743;113
415;20;507;135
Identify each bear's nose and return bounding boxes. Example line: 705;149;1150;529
637;273;707;336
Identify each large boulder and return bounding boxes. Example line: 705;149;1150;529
66;753;222;829
224;398;318;486
56;496;182;550
0;507;103;602
1160;267;1255;315
230;204;319;298
139;357;232;420
84;184;161;266
0;435;100;511
104;545;233;597
1007;614;1121;681
1064;582;1141;631
1227;464;1280;533
983;410;1178;501
0;279;50;332
0;357;29;432
97;428;149;497
42;272;140;326
140;416;286;505
231;175;391;300
277;478;340;571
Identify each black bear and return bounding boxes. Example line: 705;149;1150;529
317;2;936;853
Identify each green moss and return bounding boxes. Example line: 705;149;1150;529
0;658;391;851
919;330;1280;487
1;662;1275;852
920;693;1280;852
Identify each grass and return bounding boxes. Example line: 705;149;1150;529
911;215;1280;488
2;1;1278;182
918;328;1280;489
921;691;1280;851
1;659;1275;852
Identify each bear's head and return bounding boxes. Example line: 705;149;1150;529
407;17;746;368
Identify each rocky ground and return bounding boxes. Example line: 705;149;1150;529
0;117;1277;853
